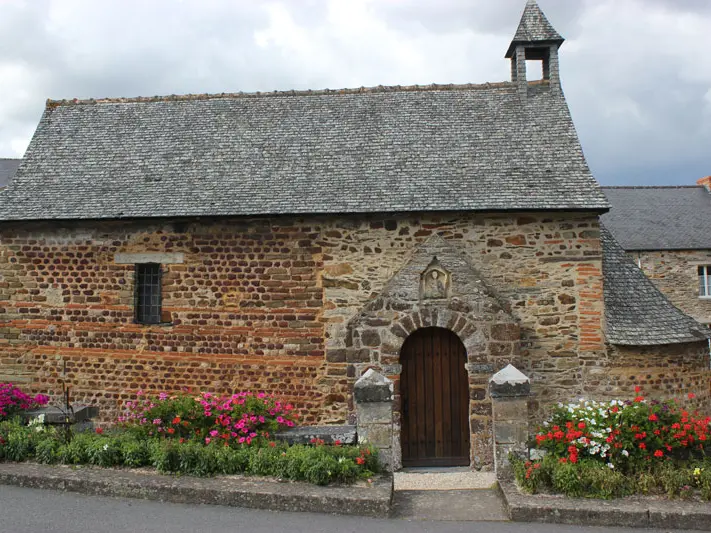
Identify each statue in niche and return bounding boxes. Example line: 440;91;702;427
420;257;451;300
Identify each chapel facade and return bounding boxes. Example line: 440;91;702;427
0;1;709;470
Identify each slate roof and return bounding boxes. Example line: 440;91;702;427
0;158;21;188
601;225;711;345
601;186;711;250
0;82;609;221
505;0;564;58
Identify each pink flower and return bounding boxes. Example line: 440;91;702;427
205;437;211;444
210;430;219;437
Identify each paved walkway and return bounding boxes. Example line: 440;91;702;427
393;468;507;521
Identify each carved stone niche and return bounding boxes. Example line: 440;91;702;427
420;256;451;300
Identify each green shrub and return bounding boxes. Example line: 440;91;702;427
659;463;697;498
178;441;219;477
60;432;93;464
87;436;122;468
578;462;632;499
551;460;584;497
510;454;553;494
150;440;181;474
5;426;33;462
119;436;151;468
635;472;659;495
35;436;61;464
215;444;250;475
305;454;339;486
697;465;711;501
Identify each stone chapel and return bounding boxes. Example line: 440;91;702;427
0;0;709;469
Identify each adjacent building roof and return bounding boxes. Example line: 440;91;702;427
0;158;21;188
602;225;711;345
0;82;609;222
505;0;564;58
601;186;711;250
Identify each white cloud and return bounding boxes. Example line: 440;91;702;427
0;0;707;184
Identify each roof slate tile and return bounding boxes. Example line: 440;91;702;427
0;83;608;221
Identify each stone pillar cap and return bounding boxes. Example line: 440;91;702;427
354;369;393;403
489;364;530;398
490;364;529;385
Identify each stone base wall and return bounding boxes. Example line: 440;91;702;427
582;342;711;412
634;250;711;325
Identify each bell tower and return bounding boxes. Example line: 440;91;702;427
506;0;565;95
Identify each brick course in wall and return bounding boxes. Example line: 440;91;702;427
1;211;708;469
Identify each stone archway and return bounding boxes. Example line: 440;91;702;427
328;235;522;470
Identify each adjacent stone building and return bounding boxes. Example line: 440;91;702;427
602;178;711;328
1;1;709;470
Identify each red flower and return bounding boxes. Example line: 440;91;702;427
95;428;104;435
635;386;641;394
688;393;696;400
559;458;568;464
648;414;658;422
167;428;175;434
172;416;181;425
638;443;646;450
269;441;276;448
654;450;663;458
577;422;586;430
569;454;578;464
356;456;365;465
634;396;644;403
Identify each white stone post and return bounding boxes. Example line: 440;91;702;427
489;364;531;479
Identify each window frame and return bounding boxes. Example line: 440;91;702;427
700;265;711;299
134;263;166;325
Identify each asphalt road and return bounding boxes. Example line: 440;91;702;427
0;485;688;533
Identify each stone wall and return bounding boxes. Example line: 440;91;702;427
583;342;711;412
0;210;610;468
633;250;711;325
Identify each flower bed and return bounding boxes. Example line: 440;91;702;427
0;387;380;486
0;383;48;420
512;389;711;500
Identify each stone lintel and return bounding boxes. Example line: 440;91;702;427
114;252;185;264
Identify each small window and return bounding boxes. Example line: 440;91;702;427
699;266;711;298
135;263;163;324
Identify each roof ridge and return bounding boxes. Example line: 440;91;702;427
44;80;552;107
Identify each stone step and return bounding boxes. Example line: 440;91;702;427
392;489;508;521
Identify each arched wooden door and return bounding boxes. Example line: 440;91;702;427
400;327;470;467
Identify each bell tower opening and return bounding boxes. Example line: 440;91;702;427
506;0;565;90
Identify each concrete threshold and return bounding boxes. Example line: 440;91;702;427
0;462;393;518
500;480;711;531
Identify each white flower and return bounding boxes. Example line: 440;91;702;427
103;444;109;451
621;450;629;457
607;463;615;469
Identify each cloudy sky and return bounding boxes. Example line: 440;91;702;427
1;0;709;186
